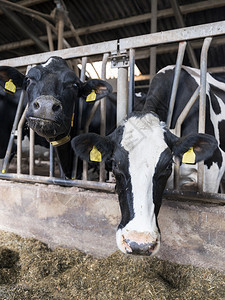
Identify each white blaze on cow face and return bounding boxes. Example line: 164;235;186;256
116;113;168;255
41;57;55;68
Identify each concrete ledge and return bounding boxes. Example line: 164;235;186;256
0;179;224;271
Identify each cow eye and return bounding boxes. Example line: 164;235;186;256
66;82;78;89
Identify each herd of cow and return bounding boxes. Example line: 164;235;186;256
0;56;225;256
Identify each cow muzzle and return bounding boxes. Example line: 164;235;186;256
26;95;68;139
29;95;63;119
116;229;160;256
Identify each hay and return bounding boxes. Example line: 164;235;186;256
0;230;224;300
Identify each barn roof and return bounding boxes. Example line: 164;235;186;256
0;0;224;81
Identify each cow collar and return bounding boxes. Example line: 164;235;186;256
50;134;71;147
49;112;75;147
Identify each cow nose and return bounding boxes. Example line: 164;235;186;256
117;230;160;256
123;238;158;255
32;96;62;115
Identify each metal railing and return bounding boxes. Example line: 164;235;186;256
0;21;225;200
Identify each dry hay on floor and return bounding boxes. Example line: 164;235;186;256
0;230;224;300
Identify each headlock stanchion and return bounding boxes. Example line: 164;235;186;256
0;22;225;198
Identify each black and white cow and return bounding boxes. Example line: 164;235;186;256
144;66;225;192
71;65;223;255
0;56;112;178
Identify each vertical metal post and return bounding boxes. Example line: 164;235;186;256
2;89;26;174
99;53;109;182
128;48;135;115
29;128;35;175
167;41;187;128
117;67;128;126
49;144;54;177
197;37;212;192
150;0;157;82
17;105;27;174
79;57;88;180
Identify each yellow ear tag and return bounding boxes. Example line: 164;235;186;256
5;79;16;94
90;146;102;162
182;147;196;164
86;90;96;102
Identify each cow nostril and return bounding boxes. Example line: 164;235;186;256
52;103;61;112
33;102;40;110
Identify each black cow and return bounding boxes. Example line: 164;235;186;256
71;65;223;256
0;56;112;178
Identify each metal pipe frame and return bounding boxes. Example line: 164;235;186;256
119;21;225;51
117;67;128;126
1;22;224;195
128;48;135;115
0;173;115;193
197;37;212;192
166;41;187;128
1;89;26;174
17;104;28;174
29;128;35;175
150;0;157;82
99;53;109;182
173;87;200;189
80;57;88;181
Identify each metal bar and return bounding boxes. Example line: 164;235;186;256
173;87;200;189
0;173;115;193
2;90;26;173
0;40;118;67
164;189;225;205
167;41;187;128
150;0;157;82
117;67;128;126
128;48;135;115
170;0;198;68
29;128;35;175
79;57;88;181
84;101;101;133
49;144;54;177
100;53;109;182
119;21;225;51
198;37;212;192
17;104;28;174
174;87;200;137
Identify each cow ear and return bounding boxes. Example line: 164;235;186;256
171;133;218;164
71;133;114;162
79;79;112;102
0;66;25;89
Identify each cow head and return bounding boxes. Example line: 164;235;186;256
0;56;112;145
71;112;217;256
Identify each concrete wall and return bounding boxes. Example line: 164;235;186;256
0;179;224;272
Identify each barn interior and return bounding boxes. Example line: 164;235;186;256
0;0;225;277
0;0;225;92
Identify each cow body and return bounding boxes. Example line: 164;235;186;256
0;56;112;178
72;65;222;256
